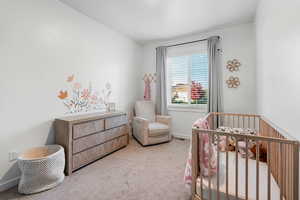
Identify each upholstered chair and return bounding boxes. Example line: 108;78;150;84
133;101;172;146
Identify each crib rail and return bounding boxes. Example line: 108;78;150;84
207;112;261;130
191;113;299;200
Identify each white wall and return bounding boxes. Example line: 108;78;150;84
0;0;142;190
256;0;300;140
141;23;257;138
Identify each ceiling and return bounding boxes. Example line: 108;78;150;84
60;0;259;43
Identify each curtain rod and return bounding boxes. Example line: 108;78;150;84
157;36;220;49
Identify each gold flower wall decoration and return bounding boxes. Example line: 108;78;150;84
226;59;241;72
226;76;240;88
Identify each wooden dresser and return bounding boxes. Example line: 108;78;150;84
55;111;129;175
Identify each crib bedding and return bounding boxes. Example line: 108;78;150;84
196;152;282;200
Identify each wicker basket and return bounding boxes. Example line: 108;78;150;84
18;145;65;194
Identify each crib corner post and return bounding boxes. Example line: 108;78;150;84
191;129;199;197
293;142;299;200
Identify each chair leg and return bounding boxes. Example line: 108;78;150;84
132;134;146;146
193;194;202;200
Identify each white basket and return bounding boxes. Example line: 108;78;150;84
18;145;65;194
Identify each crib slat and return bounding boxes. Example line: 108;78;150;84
248;116;250;128
291;144;294;200
245;138;249;200
214;115;217;130
208;134;212;200
293;143;299;200
288;144;291;200
280;143;283;200
287;144;290;200
199;134;203;198
235;137;239;200
267;142;271;200
289;143;292;200
226;135;229;198
283;144;286;199
256;141;260;200
217;135;220;200
192;131;199;198
290;144;292;200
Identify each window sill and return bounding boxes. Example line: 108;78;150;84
167;105;207;113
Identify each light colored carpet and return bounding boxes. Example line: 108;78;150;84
0;138;191;200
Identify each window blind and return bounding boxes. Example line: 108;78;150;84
166;41;208;105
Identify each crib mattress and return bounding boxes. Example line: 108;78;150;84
196;152;282;200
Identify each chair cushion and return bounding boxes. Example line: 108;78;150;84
135;101;156;122
148;122;169;137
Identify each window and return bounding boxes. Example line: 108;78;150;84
166;41;208;110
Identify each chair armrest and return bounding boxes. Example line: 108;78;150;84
132;117;149;139
133;117;149;125
156;115;171;127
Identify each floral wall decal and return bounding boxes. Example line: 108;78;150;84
226;76;240;88
58;75;110;113
226;59;241;72
58;90;68;99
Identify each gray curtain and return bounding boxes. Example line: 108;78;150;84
208;36;223;113
156;46;168;115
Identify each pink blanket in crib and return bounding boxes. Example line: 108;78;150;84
184;118;217;186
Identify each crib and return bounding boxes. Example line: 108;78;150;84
191;112;299;200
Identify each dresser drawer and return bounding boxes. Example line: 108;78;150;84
72;135;128;170
73;125;128;154
73;119;104;139
105;115;127;129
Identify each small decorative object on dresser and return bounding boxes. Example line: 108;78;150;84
55;111;129;175
107;102;116;112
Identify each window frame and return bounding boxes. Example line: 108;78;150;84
166;53;209;113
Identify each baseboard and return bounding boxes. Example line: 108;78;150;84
0;176;19;192
172;133;191;140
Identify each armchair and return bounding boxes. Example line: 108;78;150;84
133;101;172;146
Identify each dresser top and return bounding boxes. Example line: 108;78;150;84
55;111;126;123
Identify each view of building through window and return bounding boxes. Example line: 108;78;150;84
167;54;208;106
